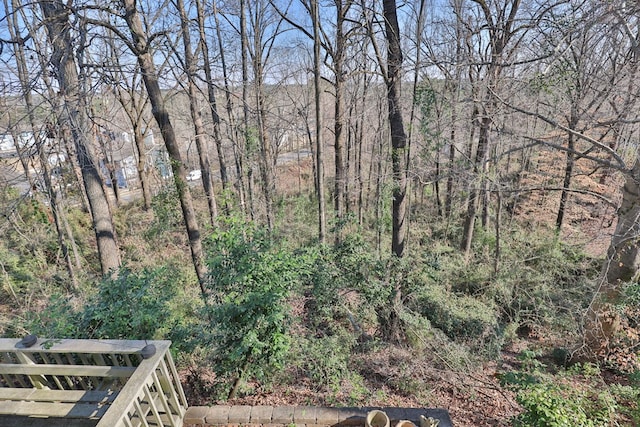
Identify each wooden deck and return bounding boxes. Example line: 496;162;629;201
0;338;188;427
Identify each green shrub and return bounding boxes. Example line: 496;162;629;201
145;186;183;240
204;217;307;396
82;265;187;340
501;351;618;426
305;235;387;335
416;283;499;342
294;333;357;391
11;293;81;338
468;229;598;335
609;383;640;424
514;382;591;427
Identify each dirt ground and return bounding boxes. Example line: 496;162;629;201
183;345;524;426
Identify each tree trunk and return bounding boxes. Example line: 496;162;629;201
103;34;153;211
133;126;152;210
196;0;229;196
556;131;576;230
40;0;121;278
121;0;207;292
8;0;78;290
461;113;490;259
178;0;218;226
311;0;327;243
246;0;276;231
213;0;247;216
383;0;409;259
240;0;256;221
585;156;640;360
333;1;348;237
255;70;275;231
381;0;409;344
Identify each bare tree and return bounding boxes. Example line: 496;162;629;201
120;0;207;292
5;0;79;289
236;0;287;230
176;0;218;225
103;37;154;211
272;0;357;238
311;0;327;242
459;0;525;259
40;0;121;277
195;0;230;196
212;0;248;215
381;0;409;259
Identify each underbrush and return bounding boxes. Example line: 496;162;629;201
499;350;640;426
1;188;638;426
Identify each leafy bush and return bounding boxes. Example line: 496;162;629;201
305;235;387;335
501;352;619;426
443;229;599;337
293;333;357;391
81;266;186;340
144;186;183;240
11;293;81;338
204;217;307;397
415;282;499;343
496;232;597;330
12;264;190;343
514;383;593;427
608;382;640;425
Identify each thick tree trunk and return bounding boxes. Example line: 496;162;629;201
383;0;409;259
122;0;207;292
585;157;640;359
40;0;121;278
382;0;409;343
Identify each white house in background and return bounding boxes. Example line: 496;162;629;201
0;131;48;153
0;134;14;151
48;152;66;166
17;132;36;148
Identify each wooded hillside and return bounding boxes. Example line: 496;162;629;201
0;1;639;425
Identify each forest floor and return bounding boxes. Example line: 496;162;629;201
184;337;630;426
221;344;526;426
182;342;522;426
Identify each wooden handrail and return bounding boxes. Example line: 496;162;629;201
0;338;156;354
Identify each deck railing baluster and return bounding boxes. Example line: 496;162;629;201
0;339;187;427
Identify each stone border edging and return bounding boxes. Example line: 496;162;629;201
183;406;453;427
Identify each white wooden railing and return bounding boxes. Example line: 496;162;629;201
0;338;188;427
